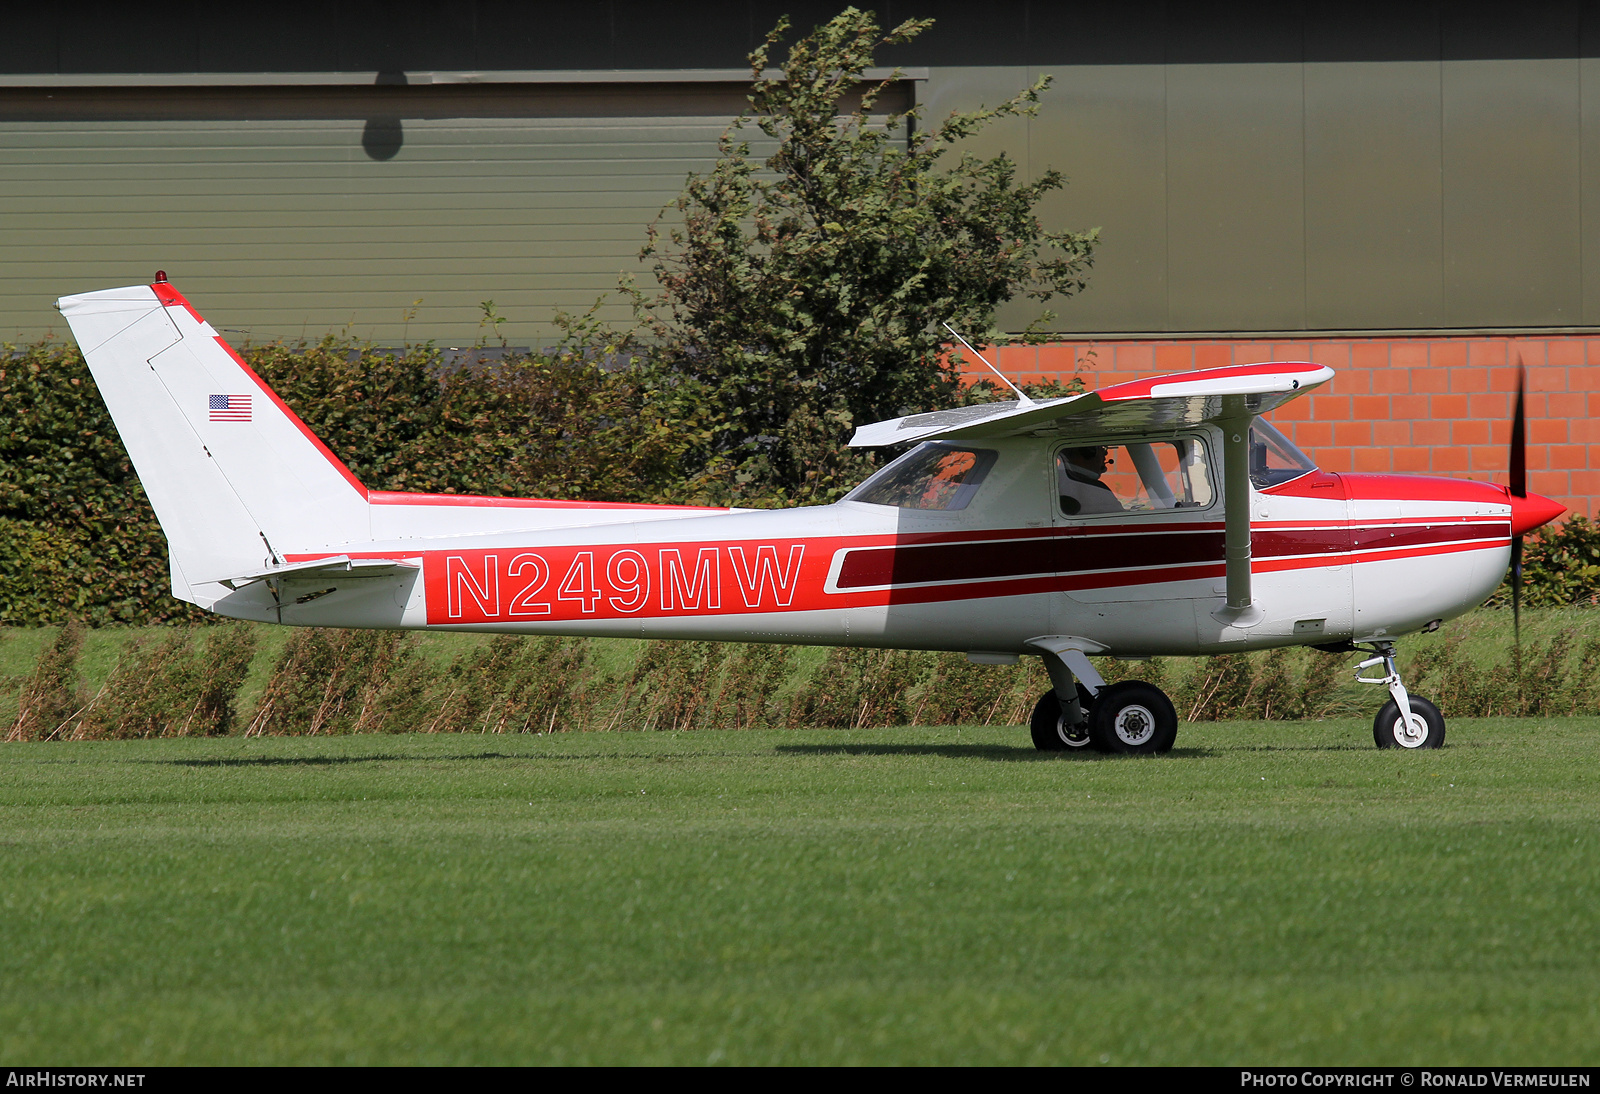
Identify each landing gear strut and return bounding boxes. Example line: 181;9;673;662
1355;641;1446;749
1030;648;1178;755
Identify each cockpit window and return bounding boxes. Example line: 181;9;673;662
1250;419;1317;487
1058;438;1214;517
848;442;998;511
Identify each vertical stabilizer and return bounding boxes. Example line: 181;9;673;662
57;281;372;608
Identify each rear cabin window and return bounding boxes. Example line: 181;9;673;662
848;443;998;511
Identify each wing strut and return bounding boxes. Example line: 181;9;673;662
1215;399;1262;627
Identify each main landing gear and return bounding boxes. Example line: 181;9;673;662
1354;641;1446;749
1030;649;1178;755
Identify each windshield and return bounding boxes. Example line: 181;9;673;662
848;442;998;511
1249;419;1317;487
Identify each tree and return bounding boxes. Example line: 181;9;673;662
635;7;1098;505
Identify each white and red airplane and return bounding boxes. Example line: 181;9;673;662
57;278;1567;753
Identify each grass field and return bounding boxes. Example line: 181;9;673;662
3;715;1599;1065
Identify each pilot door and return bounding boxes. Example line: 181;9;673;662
1048;435;1222;653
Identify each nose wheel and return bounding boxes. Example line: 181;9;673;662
1373;694;1446;749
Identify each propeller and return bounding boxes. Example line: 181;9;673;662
1509;360;1525;651
1500;356;1569;705
1507;359;1538;716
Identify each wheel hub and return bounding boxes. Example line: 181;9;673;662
1113;704;1156;746
1056;716;1091;747
1393;712;1429;748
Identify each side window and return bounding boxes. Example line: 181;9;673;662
1249;419;1318;487
1058;438;1214;517
848;442;999;512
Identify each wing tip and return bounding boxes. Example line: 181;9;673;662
1099;361;1335;402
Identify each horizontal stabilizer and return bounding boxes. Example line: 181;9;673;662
850;362;1335;447
215;555;418;590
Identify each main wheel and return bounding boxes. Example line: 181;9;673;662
1029;688;1095;751
1373;695;1445;749
1087;681;1178;755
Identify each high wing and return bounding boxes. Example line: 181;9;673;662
849;361;1335;447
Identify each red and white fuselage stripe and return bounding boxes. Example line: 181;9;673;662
282;497;1512;629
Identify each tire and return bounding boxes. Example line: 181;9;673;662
1030;689;1095;751
1087;680;1178;755
1373;695;1446;749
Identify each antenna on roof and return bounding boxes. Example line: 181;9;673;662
942;322;1035;408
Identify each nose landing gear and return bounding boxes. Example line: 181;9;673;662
1357;641;1446;749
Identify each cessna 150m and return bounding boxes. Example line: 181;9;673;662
58;279;1567;753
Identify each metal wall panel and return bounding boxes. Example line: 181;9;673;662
1442;58;1583;326
0;116;734;345
930;52;1596;334
915;65;1040;334
915;64;1032;173
1304;61;1444;329
1584;56;1600;325
1164;63;1306;331
3;51;1597;341
1022;64;1168;334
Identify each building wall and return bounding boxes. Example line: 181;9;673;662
973;336;1600;521
1;4;1595;522
979;54;1600;335
1;109;739;345
3;3;1599;343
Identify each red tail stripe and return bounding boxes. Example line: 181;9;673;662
150;281;370;501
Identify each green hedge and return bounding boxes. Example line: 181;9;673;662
4;335;1596;626
0;344;178;624
1;335;682;625
1506;515;1600;608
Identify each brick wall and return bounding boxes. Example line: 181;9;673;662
971;336;1600;521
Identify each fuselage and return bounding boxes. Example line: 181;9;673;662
215;426;1532;658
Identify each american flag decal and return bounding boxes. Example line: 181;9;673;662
209;394;251;422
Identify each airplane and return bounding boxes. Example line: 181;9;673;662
56;277;1568;754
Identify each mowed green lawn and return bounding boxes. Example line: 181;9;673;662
2;717;1599;1065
